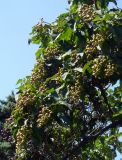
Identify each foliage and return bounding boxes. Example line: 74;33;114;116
0;91;16;160
13;0;122;159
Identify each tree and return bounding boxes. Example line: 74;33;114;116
0;91;16;160
12;0;122;159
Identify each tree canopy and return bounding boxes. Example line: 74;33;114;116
0;91;16;160
12;0;122;159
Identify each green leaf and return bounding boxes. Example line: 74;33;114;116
58;27;73;41
113;110;122;122
83;61;92;74
46;88;55;94
16;79;23;85
35;48;43;60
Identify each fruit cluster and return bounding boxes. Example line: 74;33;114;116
92;55;117;78
37;107;52;128
38;83;47;94
5;117;13;127
44;45;60;60
33;19;45;33
78;4;95;22
71;50;81;65
52;25;63;36
0;128;14;143
16;123;32;156
16;90;36;111
55;67;63;84
85;34;104;58
68;79;81;103
31;59;45;83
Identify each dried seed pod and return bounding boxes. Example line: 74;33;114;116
37;106;52;128
44;45;61;60
78;4;95;22
16;123;32;157
92;55;117;78
15;90;36;113
85;34;105;58
68;79;82;103
30;59;45;83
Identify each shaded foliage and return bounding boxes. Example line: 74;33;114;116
0;92;16;160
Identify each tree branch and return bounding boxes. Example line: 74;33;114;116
63;119;121;159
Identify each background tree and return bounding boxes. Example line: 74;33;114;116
0;91;16;160
12;0;122;159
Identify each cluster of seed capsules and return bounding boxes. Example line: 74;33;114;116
38;83;47;95
85;34;105;58
32;18;48;33
55;67;63;85
70;50;81;65
78;4;95;22
33;21;44;33
36;106;52;128
16;123;32;156
92;55;117;78
0;128;14;143
68;79;81;103
31;59;45;83
44;45;61;60
16;90;36;112
5;117;13;128
14;90;36;156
